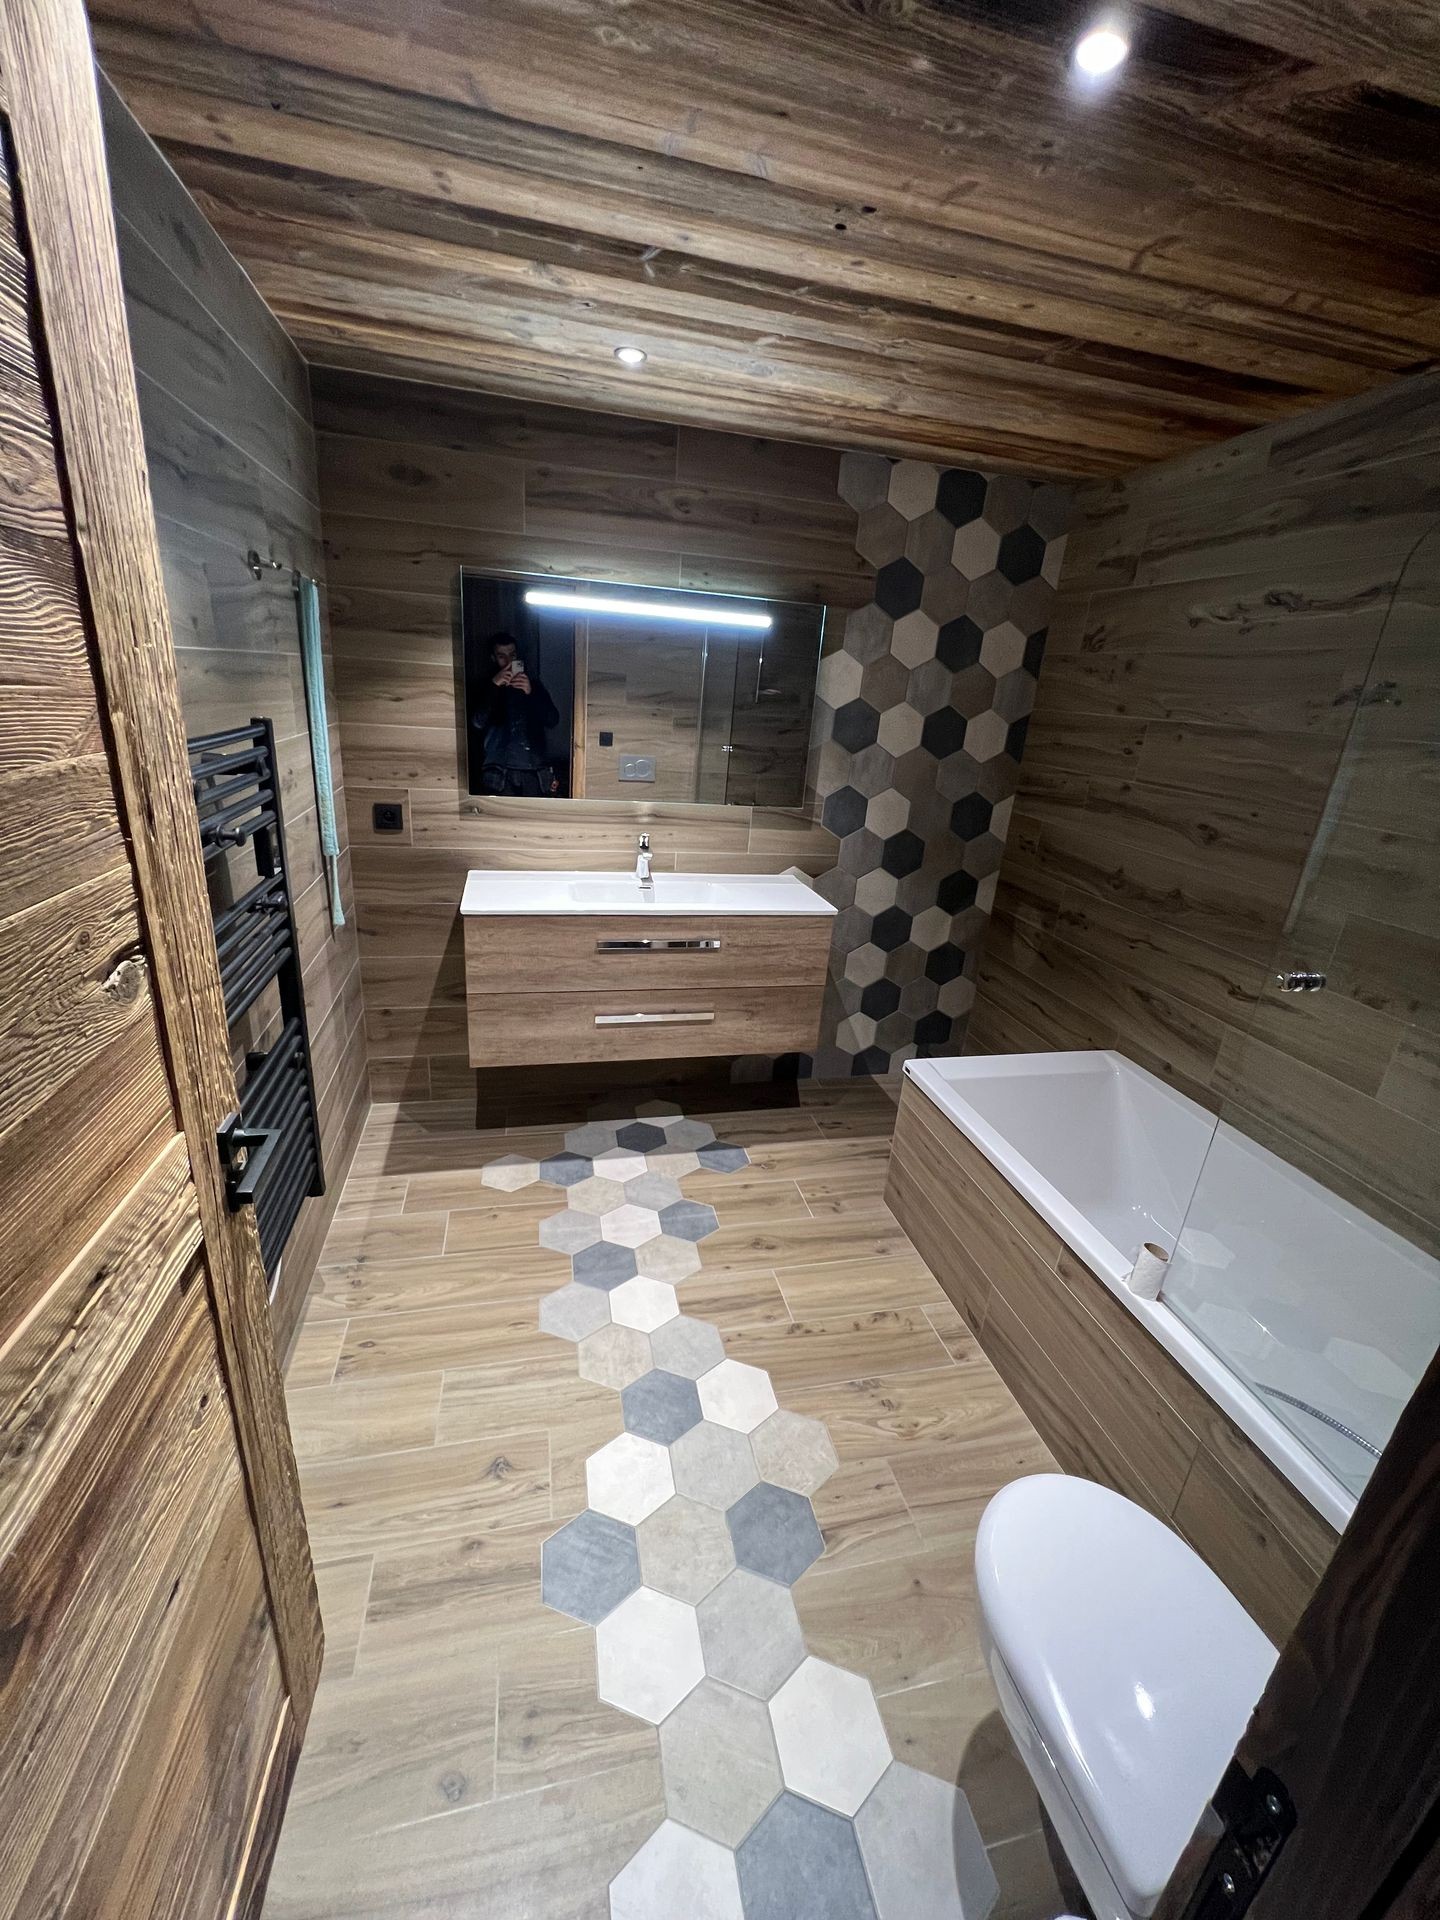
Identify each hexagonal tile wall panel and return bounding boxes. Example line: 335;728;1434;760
514;1107;997;1917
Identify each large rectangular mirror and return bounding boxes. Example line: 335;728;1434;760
461;569;826;808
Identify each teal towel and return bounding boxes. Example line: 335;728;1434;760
297;574;345;928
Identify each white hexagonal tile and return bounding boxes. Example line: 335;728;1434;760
564;1121;620;1155
596;1586;704;1724
876;703;924;757
864;788;910;841
938;973;977;1018
890;608;938;669
887;459;938;519
965;708;1009;762
635;1234;703;1282
671;1420;760;1510
816;647;864;708
836;1011;878;1054
853;868;899;915
578;1323;654;1390
980;619;1028;675
751;1409;840;1495
910;904;951;951
593;1147;649;1183
608;1816;743;1920
769;1657;891;1814
951;518;1001;578
566;1174;628;1215
855;1760;998;1920
587;1431;675;1524
843;941;887;988
601;1203;663;1248
539;1209;604;1254
1042;531;1068;584
697;1359;778;1434
480;1154;539;1191
538;1280;611;1343
610;1276;681;1333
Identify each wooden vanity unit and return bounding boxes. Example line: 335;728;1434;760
462;872;835;1067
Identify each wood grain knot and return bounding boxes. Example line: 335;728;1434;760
101;951;147;1001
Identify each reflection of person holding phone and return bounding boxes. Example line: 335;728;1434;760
473;632;560;796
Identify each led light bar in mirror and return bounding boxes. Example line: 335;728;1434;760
524;588;773;631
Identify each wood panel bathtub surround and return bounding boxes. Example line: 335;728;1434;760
312;370;841;1098
100;81;367;1353
886;1083;1337;1641
0;2;317;1908
90;0;1440;479
970;370;1440;1259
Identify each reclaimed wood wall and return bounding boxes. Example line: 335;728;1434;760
310;367;845;1100
970;370;1440;1260
101;81;368;1348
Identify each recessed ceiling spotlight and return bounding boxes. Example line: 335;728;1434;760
1073;23;1129;76
614;345;648;367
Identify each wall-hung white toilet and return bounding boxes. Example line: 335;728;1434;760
976;1475;1279;1920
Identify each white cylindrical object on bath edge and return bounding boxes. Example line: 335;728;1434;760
1129;1241;1170;1301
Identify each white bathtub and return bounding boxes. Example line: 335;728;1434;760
903;1050;1440;1532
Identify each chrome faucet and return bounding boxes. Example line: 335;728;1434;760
635;833;653;888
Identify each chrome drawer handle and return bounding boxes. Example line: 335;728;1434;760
594;1010;717;1027
595;937;722;952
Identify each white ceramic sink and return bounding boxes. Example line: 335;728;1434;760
461;869;835;917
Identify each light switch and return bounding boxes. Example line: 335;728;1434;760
618;755;657;782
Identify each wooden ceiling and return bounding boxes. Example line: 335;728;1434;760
91;0;1440;479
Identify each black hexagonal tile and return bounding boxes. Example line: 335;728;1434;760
997;523;1047;585
880;829;925;878
925;943;966;985
822;784;867;838
914;1010;955;1052
832;698;881;753
860;977;901;1020
920;708;967;759
874;556;924;618
871;906;912;952
616;1121;668;1152
935;615;983;672
937;868;978;914
1006;714;1031;761
934;468;988;528
950;792;994;840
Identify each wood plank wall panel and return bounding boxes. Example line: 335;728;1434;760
970;370;1440;1260
100;80;367;1349
311;367;843;1098
886;1084;1338;1641
88;0;1440;478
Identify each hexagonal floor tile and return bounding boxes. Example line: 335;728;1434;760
592;1147;649;1183
635;1234;703;1282
563;1121;619;1156
571;1240;640;1291
609;1277;680;1333
854;1760;998;1919
615;1120;669;1153
635;1098;683;1120
697;1568;806;1700
601;1203;663;1249
540;1508;640;1624
664;1117;716;1150
566;1173;627;1215
538;1149;592;1186
538;1209;603;1254
538;1280;610;1343
577;1323;653;1390
727;1481;824;1585
650;1315;725;1379
670;1420;760;1511
609;1818;743;1920
769;1658;891;1814
586;1431;674;1524
750;1409;840;1495
736;1792;876;1920
596;1587;704;1724
624;1171;685;1211
659;1677;782;1845
658;1199;719;1243
646;1144;701;1179
623;1368;703;1445
480;1153;540;1191
698;1359;778;1434
696;1141;749;1174
638;1495;735;1602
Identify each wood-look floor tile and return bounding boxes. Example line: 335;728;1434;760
812;1454;924;1571
437;1365;621;1515
313;1555;373;1680
794;1543;985;1694
318;1209;448;1268
495;1626;656;1797
793;1169;893;1214
877;1671;1042;1846
301;1431;550;1557
924;1299;982;1362
404;1167;555;1214
359;1519;570;1670
889;1424;1059;1550
681;1169;812;1224
677;1264;793;1334
775;1251;948;1318
786;1358;1031;1465
734;1137;892;1181
266;1750;664;1920
699;1210;914;1278
313;1243;571;1318
337;1173;409;1219
335;1298;572;1382
987;1825;1077;1920
720;1308;952;1394
288;1373;444;1464
287;1315;346;1390
350;1122;566;1180
444;1197;569;1257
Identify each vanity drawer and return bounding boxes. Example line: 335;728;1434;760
464;912;833;993
467;984;826;1067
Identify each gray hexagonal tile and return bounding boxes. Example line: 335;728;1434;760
563;1121;618;1156
578;1322;653;1390
650;1314;726;1378
817;646;864;707
736;1792;877;1920
750;1410;840;1495
966;568;1013;628
855;501;907;568
538;1150;592;1186
839;602;892;665
671;1420;760;1511
539;1209;604;1254
665;1117;716;1150
639;1496;736;1603
567;1173;628;1215
571;1239;640;1291
951;516;1001;579
890;608;938;668
904;507;956;574
985;471;1034;534
541;1508;640;1624
623;1367;703;1443
887;459;938;518
727;1481;825;1585
481;1154;540;1191
659;1677;782;1845
697;1567;806;1699
695;1142;749;1174
623;1171;685;1212
615;1120;668;1153
658;1199;719;1243
539;1280;611;1343
635;1234;703;1282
